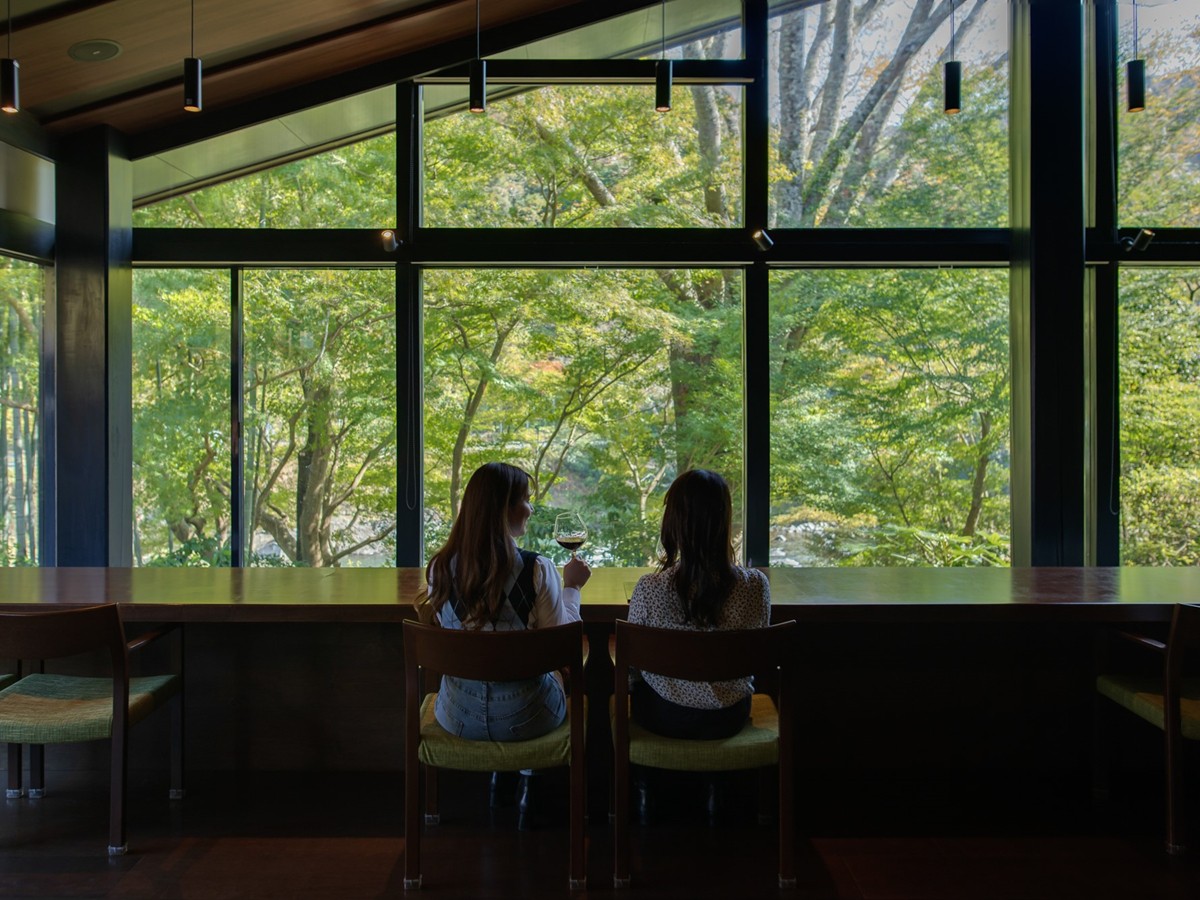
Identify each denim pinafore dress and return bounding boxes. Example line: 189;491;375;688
434;549;568;741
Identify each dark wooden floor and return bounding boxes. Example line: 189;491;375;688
3;767;1200;899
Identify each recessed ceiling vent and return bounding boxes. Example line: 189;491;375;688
68;40;123;62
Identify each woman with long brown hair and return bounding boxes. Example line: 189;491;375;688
628;468;770;738
420;462;590;826
424;461;590;740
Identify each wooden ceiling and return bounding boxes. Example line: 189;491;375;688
4;0;618;140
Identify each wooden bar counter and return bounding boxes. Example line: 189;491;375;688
0;565;1192;779
0;565;1192;623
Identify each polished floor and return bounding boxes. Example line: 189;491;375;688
2;768;1199;899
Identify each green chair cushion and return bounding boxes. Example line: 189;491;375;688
611;692;780;772
1096;674;1200;741
0;673;181;744
417;692;585;771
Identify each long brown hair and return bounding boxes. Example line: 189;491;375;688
424;462;530;628
658;469;736;628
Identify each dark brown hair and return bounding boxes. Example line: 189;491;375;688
658;469;736;628
424;462;530;628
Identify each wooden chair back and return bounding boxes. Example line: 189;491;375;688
614;619;796;683
0;604;128;668
403;619;584;683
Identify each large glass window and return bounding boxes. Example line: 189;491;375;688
133;269;230;566
769;269;1010;566
1119;267;1200;565
422;84;743;228
132;133;397;228
0;257;42;566
244;270;397;567
768;0;1009;227
134;268;396;567
423;268;743;564
1117;0;1200;227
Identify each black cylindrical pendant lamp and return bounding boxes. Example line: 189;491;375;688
2;0;16;114
469;58;486;113
944;60;961;114
0;58;17;114
1127;58;1145;112
183;56;202;112
655;59;672;113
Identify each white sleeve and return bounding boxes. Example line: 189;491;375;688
531;555;581;628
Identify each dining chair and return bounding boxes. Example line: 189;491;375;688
611;618;797;889
402;620;587;890
1095;603;1200;854
0;604;184;855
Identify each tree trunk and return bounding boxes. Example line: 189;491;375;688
962;412;992;537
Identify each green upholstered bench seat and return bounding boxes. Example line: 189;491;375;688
0;673;181;744
611;692;780;771
417;692;585;771
1096;674;1200;741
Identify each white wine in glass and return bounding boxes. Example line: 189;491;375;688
553;512;588;559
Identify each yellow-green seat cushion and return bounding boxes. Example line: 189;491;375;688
611;693;780;772
0;673;181;744
1096;674;1200;741
417;692;586;771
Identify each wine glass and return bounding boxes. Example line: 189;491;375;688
553;512;588;560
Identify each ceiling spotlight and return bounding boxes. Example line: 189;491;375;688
382;230;400;252
752;229;774;251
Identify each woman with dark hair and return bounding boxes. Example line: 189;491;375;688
422;461;590;741
628;468;770;740
420;462;590;827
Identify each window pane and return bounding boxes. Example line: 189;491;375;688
768;0;1009;227
423;269;743;565
244;270;396;567
769;270;1010;566
0;257;42;565
132;133;396;228
423;84;743;228
1118;2;1200;227
133;269;230;566
1119;267;1200;564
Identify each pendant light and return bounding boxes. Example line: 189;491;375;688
183;0;202;113
469;0;486;113
1127;0;1145;112
655;0;671;113
944;0;961;114
1;0;18;114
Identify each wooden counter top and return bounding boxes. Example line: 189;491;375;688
0;565;1193;624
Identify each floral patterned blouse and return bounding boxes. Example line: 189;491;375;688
627;564;771;709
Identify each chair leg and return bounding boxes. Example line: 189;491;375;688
1165;727;1185;855
28;745;44;798
778;760;796;888
5;743;21;799
404;761;422;889
569;760;586;889
108;734;128;856
614;751;630;888
424;766;439;825
169;693;186;800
